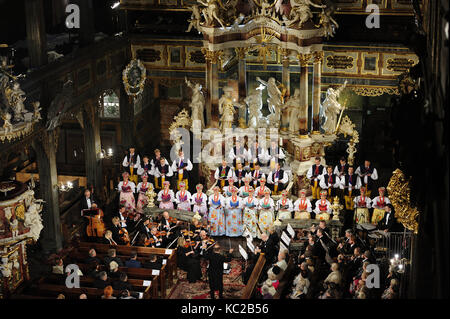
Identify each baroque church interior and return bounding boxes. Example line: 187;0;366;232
0;0;448;302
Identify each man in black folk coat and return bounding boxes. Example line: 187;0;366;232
205;245;233;299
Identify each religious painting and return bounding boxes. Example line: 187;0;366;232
168;46;183;67
122;59;147;97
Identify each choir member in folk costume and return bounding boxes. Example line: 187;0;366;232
157;181;175;210
239;177;252;198
208;186;226;236
150;149;162;188
247;140;265;169
224;187;244;237
228;139;248;168
118;172;136;212
353;186;372;225
243;187;259;238
355;160;378;197
306;156;325;200
334;157;349;178
136;173;151;213
214;159;232;190
258;189;275;238
122;147;141;185
319;166;341;198
314;190;332;221
229;161;247;189
371;187;391;225
137;155;152;178
222;176;236;197
339;166;361;210
175;181;192;211
276;190;293;220
250;162;265;189
293;189;312;219
171;149;193;191
154;157;173;191
264;140;286;165
191;184;208;222
255;177;271;199
267;162;289;195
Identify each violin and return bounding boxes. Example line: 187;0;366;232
182;229;194;237
184;238;197;248
144;231;163;246
119;227;131;246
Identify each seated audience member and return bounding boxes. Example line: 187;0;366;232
324;263;342;288
143;254;163;270
119;290;136;299
85;248;101;265
102;286;116;299
93;271;109;289
125;251;142;268
103;249;124;267
108;261;121;279
52;258;64;274
112;272;133;292
381;279;399;299
87;261;102;278
79;294;87;299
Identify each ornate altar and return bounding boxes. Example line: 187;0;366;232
0;180;43;298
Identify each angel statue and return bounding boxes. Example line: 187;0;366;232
218;86;236;131
256;76;282;127
322;80;348;134
287;0;326;28
185;77;205;128
186;4;202;32
7;82;26;120
317;7;339;38
197;0;226;29
244;84;264;129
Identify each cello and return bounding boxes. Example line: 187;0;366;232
83;207;106;238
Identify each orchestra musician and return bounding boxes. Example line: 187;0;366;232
146;226;165;248
306;156;325;200
100;230;118;245
205;244;233;299
80;188;97;211
158;211;180;244
176;237;202;283
110;217;128;245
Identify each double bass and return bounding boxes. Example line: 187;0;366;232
82;208;106;238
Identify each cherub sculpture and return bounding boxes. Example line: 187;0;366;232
317;7;339;38
197;0;226;29
287;0;326;28
186;4;202;32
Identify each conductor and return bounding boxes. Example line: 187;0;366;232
206;244;233;299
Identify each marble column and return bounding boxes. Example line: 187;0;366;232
236;48;248;127
32;130;63;253
282;52;291;97
24;0;48;68
298;53;311;136
82;99;104;199
120;86;135;148
312;51;324;133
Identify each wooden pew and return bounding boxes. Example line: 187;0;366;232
241;253;266;299
33;283;124;299
43;274;156;299
77;242;178;286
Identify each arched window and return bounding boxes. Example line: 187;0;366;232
100;90;120;118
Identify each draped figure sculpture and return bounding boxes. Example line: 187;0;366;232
256;77;282;128
185;77;205;128
244;84;264;128
218;86;236;131
322;80;347;134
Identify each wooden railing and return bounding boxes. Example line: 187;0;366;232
240;253;265;299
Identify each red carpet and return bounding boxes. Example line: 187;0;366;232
168;259;246;299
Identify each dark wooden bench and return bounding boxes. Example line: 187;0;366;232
32;283;127;299
241;253;266;299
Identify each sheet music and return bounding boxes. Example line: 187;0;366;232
165;249;173;255
162;259;167;265
152;270;160;276
246;237;255;253
281;231;291;245
138;292;144;299
239;244;248;260
280;241;288;253
286;223;295;238
223;262;229;270
143;280;151;287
